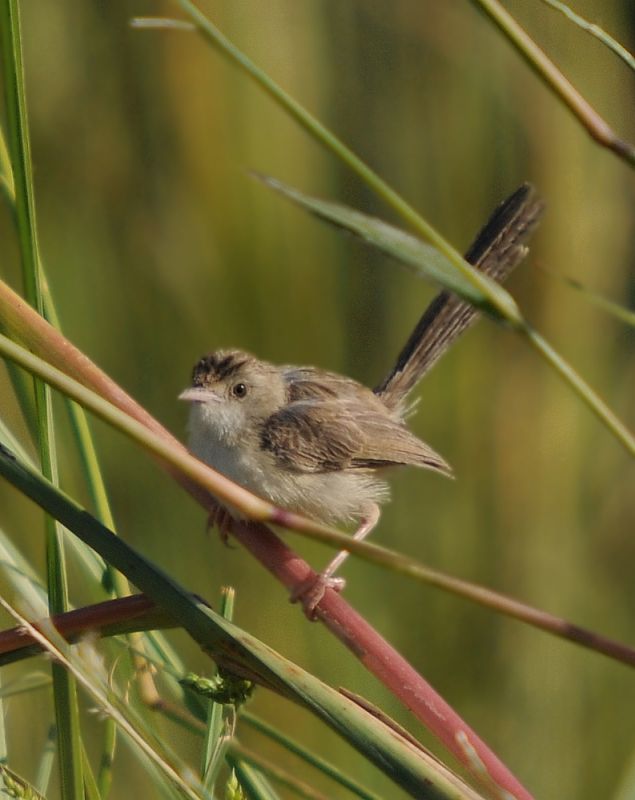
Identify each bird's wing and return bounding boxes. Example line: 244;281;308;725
260;400;451;475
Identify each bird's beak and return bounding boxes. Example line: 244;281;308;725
178;387;221;404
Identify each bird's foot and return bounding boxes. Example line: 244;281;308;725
289;573;346;620
206;505;234;546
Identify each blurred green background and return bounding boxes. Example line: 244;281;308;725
0;1;634;797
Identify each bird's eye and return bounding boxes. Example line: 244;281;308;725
232;382;248;399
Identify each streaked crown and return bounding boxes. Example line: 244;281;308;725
191;350;253;387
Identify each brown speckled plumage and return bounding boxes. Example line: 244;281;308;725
180;185;543;570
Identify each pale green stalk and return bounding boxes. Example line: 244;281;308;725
0;2;83;794
536;0;635;72
470;0;635;165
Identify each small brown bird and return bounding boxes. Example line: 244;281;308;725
180;185;543;614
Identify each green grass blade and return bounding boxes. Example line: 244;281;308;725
202;587;236;792
525;325;635;455
0;117;36;434
0;671;51;698
537;265;635;327
35;725;56;796
0;2;83;794
470;0;635;166
241;712;382;800
81;742;102;800
0;62;187;796
0;442;488;800
536;0;635;72
0;599;208;800
0;0;41;300
256;173;519;319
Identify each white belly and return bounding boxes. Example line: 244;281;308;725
187;406;388;525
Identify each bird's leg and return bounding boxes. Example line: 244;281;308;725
290;503;380;619
206;504;234;546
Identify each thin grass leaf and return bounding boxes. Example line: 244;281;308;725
0;0;41;300
229;743;353;800
202;587;236;792
470;0;635;165
0;599;209;800
0;3;83;794
537;264;635;327
535;0;635;72
0;443;489;800
35;725;56;797
255;174;513;317
0;671;51;698
241;712;382;800
81;743;102;800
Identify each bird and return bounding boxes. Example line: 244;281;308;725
179;184;543;615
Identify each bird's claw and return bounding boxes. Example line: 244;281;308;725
289;573;346;620
206;506;234;546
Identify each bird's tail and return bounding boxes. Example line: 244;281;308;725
375;183;544;412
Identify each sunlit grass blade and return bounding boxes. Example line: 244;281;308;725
0;1;83;794
470;0;635;165
536;264;635;327
255;174;514;317
241;712;382;800
535;0;635;72
35;725;56;797
201;587;236;793
0;418;109;589
0;598;208;800
0;671;51;698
